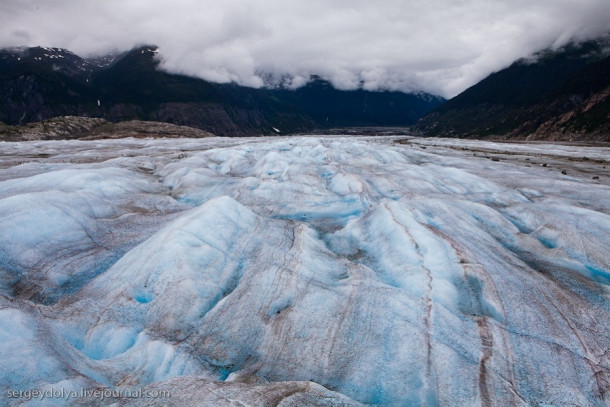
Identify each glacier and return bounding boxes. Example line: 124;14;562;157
0;135;609;406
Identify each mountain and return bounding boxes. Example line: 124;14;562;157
0;45;444;137
414;36;610;141
270;77;442;127
0;47;99;124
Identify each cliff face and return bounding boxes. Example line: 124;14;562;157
0;46;443;137
415;37;610;141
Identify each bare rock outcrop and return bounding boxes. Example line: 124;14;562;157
0;116;216;141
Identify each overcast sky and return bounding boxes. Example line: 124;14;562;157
1;0;609;97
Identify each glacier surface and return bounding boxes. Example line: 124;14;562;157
0;135;609;406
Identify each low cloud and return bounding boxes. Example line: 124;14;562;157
1;0;609;97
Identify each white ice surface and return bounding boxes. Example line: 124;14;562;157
0;135;609;406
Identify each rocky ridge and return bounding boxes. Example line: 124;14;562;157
0;116;215;141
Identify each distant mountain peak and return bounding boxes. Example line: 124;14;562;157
0;45;92;78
